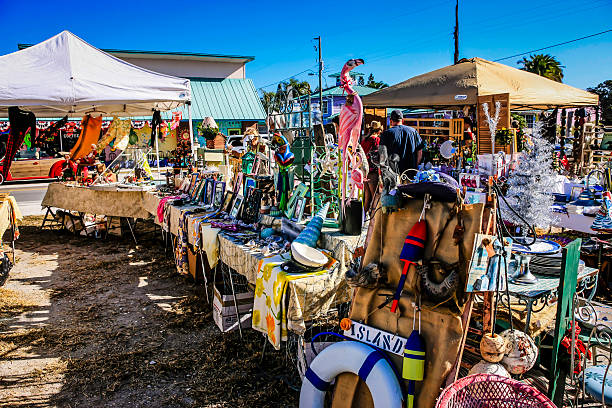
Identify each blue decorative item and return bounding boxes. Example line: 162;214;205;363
294;202;329;248
260;228;275;239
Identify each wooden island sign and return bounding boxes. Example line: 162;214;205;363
343;321;407;357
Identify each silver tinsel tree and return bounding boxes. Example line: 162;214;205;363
503;122;559;229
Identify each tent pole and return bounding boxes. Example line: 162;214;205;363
187;103;197;166
155;127;161;180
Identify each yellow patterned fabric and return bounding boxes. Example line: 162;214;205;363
96;117;131;153
0;196;22;244
252;253;337;350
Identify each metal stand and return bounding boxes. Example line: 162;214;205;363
198;248;210;304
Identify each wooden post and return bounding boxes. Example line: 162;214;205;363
445;293;474;387
549;239;582;404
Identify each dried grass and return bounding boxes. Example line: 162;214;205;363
1;217;299;408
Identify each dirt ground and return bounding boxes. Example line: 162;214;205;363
0;216;298;408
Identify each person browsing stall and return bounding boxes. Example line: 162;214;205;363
379;110;424;176
360;121;382;215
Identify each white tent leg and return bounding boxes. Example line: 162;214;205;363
188;103;197;166
155;129;161;180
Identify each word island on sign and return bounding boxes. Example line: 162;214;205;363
343;321;407;357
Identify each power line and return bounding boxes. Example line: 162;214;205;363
257;67;316;91
493;28;612;62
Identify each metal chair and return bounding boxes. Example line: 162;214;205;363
575;323;612;407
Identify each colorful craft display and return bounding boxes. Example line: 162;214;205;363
468;360;510;377
272;133;295;211
480;333;507;363
403;299;426;408
500;329;538;375
338;58;365;209
299;341;404;408
3;107;35;180
70;114;102;160
390;220;426;313
591;191;612;232
294;202;329;248
291;203;330;268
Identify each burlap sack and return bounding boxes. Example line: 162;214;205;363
332;197;484;408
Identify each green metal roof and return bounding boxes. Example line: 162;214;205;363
177;78;266;121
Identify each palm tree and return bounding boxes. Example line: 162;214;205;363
260;91;276;112
281;78;311;96
366;73;388;89
518;54;564;82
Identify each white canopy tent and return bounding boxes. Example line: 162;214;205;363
0;30;197;165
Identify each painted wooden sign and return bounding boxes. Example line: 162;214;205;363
343;321;407;357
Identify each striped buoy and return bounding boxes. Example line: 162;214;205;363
403;330;426;408
390;220;427;313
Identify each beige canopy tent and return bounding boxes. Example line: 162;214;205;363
362;57;598;110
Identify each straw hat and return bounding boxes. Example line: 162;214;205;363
370;121;383;133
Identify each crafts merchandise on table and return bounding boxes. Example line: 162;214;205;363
252;252;338;349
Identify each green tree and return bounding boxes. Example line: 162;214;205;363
280;78;311;95
260;91;276;112
518;54;564;82
366;73;388;89
358;76;365;86
587;80;612;125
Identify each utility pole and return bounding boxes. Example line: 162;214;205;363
454;0;459;64
314;36;323;123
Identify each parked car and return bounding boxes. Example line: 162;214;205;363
0;148;64;184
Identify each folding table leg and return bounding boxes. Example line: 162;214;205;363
124;217;138;245
227;268;243;339
41;207;51;229
199;249;210;304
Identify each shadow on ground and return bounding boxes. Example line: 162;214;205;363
0;216;298;408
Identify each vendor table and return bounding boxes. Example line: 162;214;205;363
41;183;152;219
552;211;597;235
218;232;351;340
505;266;598;334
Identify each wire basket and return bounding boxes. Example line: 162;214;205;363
436;374;556;408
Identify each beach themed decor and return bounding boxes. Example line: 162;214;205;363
291;203;330;268
299;341;403;408
338;58;365;213
480;333;507;363
403;298;426;408
468;360;510;377
272;133;295;211
390;195;429;313
439;140;458;159
591;191;612;232
500;329;538;375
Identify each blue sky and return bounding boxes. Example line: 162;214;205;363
1;0;610;93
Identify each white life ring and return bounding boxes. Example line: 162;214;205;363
299;341;403;408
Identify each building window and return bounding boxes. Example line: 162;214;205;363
525;114;535;129
322;100;329;115
228;128;240;136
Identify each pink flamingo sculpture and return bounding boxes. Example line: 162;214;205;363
338;58;365;212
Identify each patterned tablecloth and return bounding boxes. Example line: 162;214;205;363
42;183;152;219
